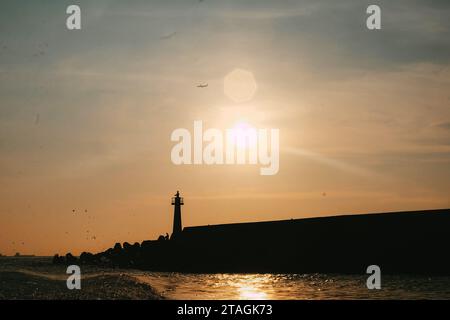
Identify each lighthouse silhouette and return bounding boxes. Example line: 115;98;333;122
171;191;183;239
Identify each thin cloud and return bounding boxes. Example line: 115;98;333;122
283;147;379;178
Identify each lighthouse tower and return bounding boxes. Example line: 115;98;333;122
171;191;183;238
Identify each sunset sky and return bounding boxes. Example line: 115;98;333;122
1;0;449;256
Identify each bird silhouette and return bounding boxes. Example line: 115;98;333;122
160;32;177;40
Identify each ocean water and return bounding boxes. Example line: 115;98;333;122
1;257;449;300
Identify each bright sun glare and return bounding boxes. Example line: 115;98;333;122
231;121;256;149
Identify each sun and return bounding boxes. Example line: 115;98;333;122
230;121;257;150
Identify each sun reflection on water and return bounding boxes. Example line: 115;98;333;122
237;284;268;300
136;272;450;300
226;274;274;300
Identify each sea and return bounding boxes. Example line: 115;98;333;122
1;257;449;300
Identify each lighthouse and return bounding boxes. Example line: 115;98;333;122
171;191;183;238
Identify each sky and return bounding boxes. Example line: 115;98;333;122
1;0;449;256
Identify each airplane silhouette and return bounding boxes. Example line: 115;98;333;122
196;83;208;88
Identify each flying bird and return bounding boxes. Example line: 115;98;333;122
160;32;177;40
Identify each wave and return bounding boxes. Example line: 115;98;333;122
0;269;164;300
